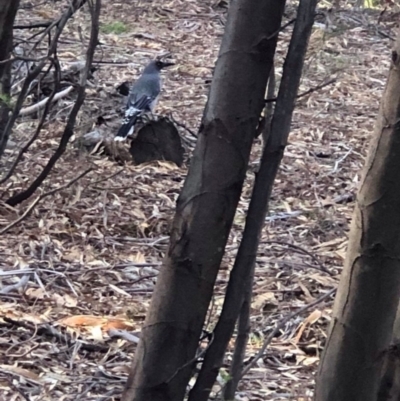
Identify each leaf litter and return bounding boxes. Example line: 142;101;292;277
0;0;397;399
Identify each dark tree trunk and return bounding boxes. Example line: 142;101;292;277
314;33;400;401
121;1;285;400
377;303;400;401
188;1;317;399
0;0;20;159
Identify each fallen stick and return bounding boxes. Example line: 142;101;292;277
18;85;74;116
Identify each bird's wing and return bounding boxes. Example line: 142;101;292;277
115;94;154;142
115;73;161;141
126;73;160;112
127;93;154;113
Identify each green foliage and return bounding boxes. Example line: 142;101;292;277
218;368;232;383
101;21;128;35
363;0;381;8
0;92;12;108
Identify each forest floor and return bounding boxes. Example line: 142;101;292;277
0;0;398;400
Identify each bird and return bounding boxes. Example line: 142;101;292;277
114;59;174;141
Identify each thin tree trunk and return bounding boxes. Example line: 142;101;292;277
223;292;251;400
0;0;20;159
314;33;400;401
121;1;285;400
188;1;317;399
377;303;400;401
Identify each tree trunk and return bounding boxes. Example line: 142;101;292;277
314;33;400;401
121;1;285;400
188;0;317;398
0;0;20;159
377;303;400;401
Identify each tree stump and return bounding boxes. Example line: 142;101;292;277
129;118;184;167
77;117;185;166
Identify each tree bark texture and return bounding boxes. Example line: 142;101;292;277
121;1;285;400
188;0;317;399
314;34;400;401
0;0;20;160
377;302;400;401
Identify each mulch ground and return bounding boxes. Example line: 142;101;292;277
0;1;398;399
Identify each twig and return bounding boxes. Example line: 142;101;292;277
262;240;333;276
168;113;198;137
332;147;353;173
168;113;198;138
89;167;124;186
0;55;47;64
239;288;336;379
5;0;100;206
265;78;336;103
18;85;74;116
0;275;30;294
13;21;53;29
265;210;302;221
0;56;62;185
19;1;51;9
297;78;337;100
108;329;140;343
0;168;92;234
0;0;88;159
0;269;34;276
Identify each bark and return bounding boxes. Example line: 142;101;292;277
121;1;285;400
188;1;317;399
377;303;400;401
129;118;185;167
0;0;20;159
314;33;400;401
223;291;251;400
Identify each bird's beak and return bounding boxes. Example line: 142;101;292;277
162;61;175;68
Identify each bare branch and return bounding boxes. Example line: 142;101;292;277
265;78;337;103
13;21;53;30
5;0;101;207
0;274;30;294
0;168;92;235
262;240;334;276
0;0;88;159
239;288;336;379
18;85;73;116
0;56;62;185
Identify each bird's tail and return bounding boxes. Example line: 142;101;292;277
114;108;142;142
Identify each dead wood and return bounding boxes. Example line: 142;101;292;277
129;118;184;167
5;0;100;207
